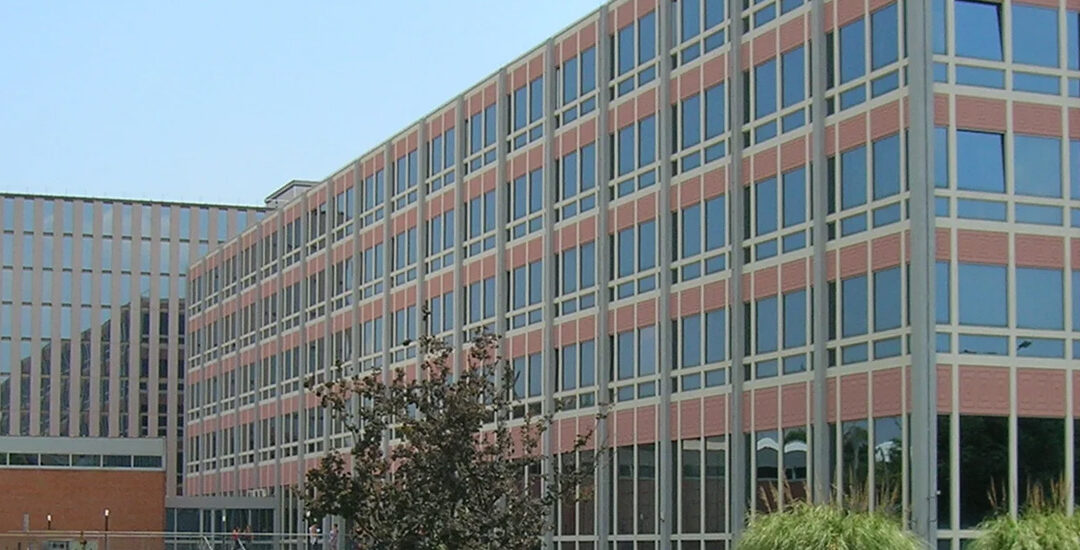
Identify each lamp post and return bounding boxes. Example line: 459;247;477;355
46;514;51;531
103;509;110;550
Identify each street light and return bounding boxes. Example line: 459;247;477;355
103;509;110;550
46;514;51;530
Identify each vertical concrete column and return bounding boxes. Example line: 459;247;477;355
541;37;557;550
594;4;613;546
656;0;675;547
728;0;748;538
810;0;831;506
906;0;938;541
452;99;467;377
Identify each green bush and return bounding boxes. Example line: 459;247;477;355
970;511;1080;550
738;502;923;550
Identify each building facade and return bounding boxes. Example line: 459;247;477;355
185;0;1080;548
0;194;264;497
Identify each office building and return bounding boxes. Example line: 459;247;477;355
185;0;1080;547
0;194;265;501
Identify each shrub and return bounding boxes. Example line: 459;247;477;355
738;502;923;550
971;483;1080;550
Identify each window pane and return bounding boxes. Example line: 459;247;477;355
618;229;634;277
1012;5;1058;67
639;12;657;63
959;416;1007;528
618;126;635;176
958;263;1007;326
755;178;777;236
936;261;950;324
783;290;806;348
705;84;725;139
871;4;898;69
957;131;1005;193
840;19;866;83
618;25;635;75
682;315;702;367
639;115;656;167
682;0;701;41
682;94;702;149
639;221;656;270
754;60;777;118
756;297;778;353
1016;268;1063;329
955;0;1003;61
872;135;900;199
705;196;725;250
705;309;726;362
639;325;656;375
841;146;867;209
683;204;702;258
781;47;805;107
1014;136;1062;197
874;267;902;331
842;276;868;337
782;168;806;227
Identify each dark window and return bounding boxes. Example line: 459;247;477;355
1018;418;1065;511
959;415;1007;528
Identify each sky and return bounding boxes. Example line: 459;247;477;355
0;1;604;206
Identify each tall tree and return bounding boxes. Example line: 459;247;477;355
300;328;602;549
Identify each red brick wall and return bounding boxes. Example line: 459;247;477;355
0;469;165;533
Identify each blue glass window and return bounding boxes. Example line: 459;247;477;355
705;195;725;250
1012;5;1058;67
1069;12;1080;70
755;60;777;119
529;77;544;123
582;48;596;95
561;151;578;200
935;127;949;188
682;0;701;41
932;0;946;54
1016;268;1063;330
840;19;866;83
706;0;725;28
513;86;528;131
1014;136;1061;198
682;94;702;149
871;4;898;69
1074;271;1080;331
682;204;702;258
874;267;902;331
581;242;596;289
756;296;778;353
957;131;1004;193
873;134;900;199
783;290;806;348
756;177;778;236
842;275;868;337
765;173;797;242
618;228;634;277
841;145;868;209
782;47;805;108
561;345;578;391
618;124;635;176
528;354;542;397
682;314;702;367
1072;140;1080;200
639;220;656;270
618;24;635;75
958;263;1007;327
955;0;1003;61
705;308;726;362
639;115;657;167
936;261;950;324
639;12;657;64
705;83;725;139
562;57;578;105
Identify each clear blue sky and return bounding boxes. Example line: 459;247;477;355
0;2;604;206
